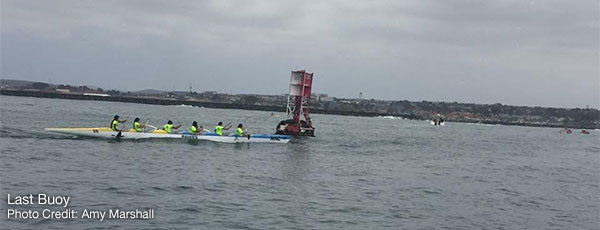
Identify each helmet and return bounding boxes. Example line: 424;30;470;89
167;120;173;124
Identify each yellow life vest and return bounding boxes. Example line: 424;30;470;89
236;127;244;136
215;125;224;136
163;124;174;134
190;125;197;133
111;120;119;131
134;122;142;132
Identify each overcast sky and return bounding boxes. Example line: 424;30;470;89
1;0;598;108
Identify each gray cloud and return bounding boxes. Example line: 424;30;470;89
1;0;598;108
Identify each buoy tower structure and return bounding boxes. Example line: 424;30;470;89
276;70;315;136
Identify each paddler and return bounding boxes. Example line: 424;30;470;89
189;121;206;134
132;117;147;132
214;122;232;136
110;115;127;131
162;120;181;134
235;124;247;136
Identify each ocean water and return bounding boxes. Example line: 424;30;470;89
0;95;598;229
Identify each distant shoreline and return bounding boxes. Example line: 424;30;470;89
0;89;595;129
0;89;417;118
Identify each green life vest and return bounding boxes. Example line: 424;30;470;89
163;124;174;134
236;127;244;136
134;122;142;132
190;125;197;133
111;120;119;131
215;125;224;136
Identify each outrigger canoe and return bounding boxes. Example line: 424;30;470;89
44;127;290;143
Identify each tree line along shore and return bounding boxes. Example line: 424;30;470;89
0;80;598;129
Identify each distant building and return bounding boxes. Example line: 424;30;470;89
83;93;110;97
321;96;334;102
56;89;70;93
314;93;333;102
84;85;99;90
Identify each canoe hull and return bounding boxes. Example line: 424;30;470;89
44;128;290;143
182;132;290;143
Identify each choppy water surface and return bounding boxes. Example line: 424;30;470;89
0;95;598;229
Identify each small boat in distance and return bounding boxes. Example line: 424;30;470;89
431;117;445;126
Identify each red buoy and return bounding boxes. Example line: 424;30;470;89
276;70;315;136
